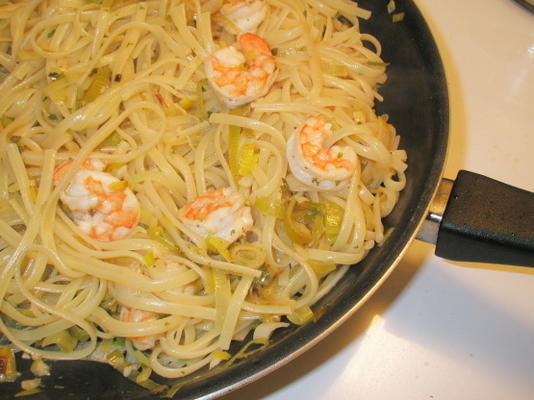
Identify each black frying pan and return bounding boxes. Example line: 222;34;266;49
2;1;533;399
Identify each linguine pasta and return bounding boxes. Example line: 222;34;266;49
0;0;406;383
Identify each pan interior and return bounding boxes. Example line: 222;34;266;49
2;1;448;399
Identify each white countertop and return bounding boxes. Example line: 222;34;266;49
223;1;534;399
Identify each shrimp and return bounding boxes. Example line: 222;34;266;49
54;159;140;242
287;115;358;191
205;32;276;107
178;187;253;244
119;306;159;351
219;0;267;33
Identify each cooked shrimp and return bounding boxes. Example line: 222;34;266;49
205;32;276;107
287;115;357;190
178;187;253;244
119;306;159;351
219;0;267;33
54;159;140;242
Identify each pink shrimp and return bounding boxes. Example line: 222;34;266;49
54;159;139;242
119;306;159;351
287;115;357;190
205;32;276;107
219;0;267;33
178;187;253;244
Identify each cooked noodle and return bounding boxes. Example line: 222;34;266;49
0;0;406;381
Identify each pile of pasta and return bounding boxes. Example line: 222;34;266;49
0;0;407;385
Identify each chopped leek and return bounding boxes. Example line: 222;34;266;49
45;79;70;106
0;346;18;382
106;349;126;370
197;80;207;119
254;196;283;218
308;260;336;278
112;337;125;347
237;143;258;176
392;12;405;22
179;97;193;110
139;207;158;228
321;201;345;244
213;269;231;331
229;244;266;269
41;331;77;352
261;314;281;323
102;132;122;147
206;236;231;261
212;15;240;34
387;0;396;14
135;366;152;384
148;225;176;250
225;338;269;367
69;326;90;341
353;110;366;124
21;378;41;390
213;350;231;361
284;200;344;246
143;251;156;267
83;65;111;104
105;162;125;175
228;125;241;177
205;267;215;295
18;50;40;61
1;116;13;127
108;181;127;191
30;358;50;376
287;306;314;325
283;199;312;245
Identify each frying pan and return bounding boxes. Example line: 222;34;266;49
2;1;533;398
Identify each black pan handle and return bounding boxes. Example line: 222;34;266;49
416;170;534;267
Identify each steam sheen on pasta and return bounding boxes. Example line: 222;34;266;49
0;0;407;381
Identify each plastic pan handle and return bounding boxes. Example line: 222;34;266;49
417;170;534;267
